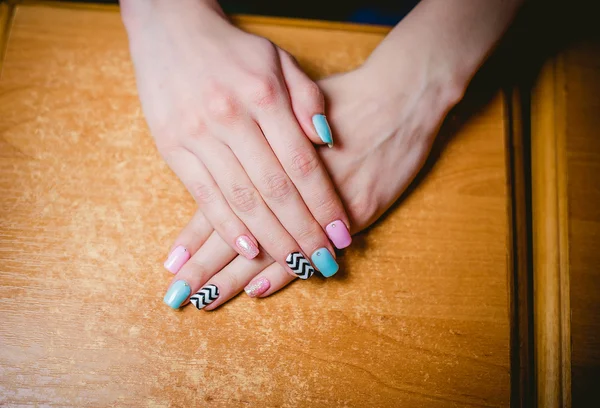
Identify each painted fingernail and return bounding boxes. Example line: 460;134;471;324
286;252;315;279
326;220;352;249
164;245;190;274
235;235;259;260
311;248;339;278
244;277;271;298
189;284;219;310
312;114;333;148
163;280;191;309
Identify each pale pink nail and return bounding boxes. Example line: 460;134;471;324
236;235;259;259
326;220;352;249
244;277;270;298
163;245;190;274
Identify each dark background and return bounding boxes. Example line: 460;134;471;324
67;0;420;25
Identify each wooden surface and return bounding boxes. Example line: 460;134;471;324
0;2;513;406
531;53;572;408
531;41;600;408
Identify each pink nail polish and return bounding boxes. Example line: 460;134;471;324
244;277;270;298
236;235;259;259
163;246;190;274
326;220;352;249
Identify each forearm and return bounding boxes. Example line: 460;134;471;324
365;0;524;100
120;0;227;31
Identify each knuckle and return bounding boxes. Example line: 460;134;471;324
205;86;240;122
249;76;280;109
229;184;259;213
313;195;341;221
296;223;323;246
290;148;320;178
302;81;323;105
184;119;209;141
157;144;182;162
187;259;208;279
348;194;375;221
223;272;239;291
262;172;293;200
190;182;217;205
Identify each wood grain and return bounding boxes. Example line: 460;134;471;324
531;40;600;408
563;42;600;408
0;3;512;406
530;54;572;408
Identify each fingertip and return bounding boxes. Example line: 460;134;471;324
312;114;334;147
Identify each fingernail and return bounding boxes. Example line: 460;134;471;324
286;252;315;279
189;284;219;310
163;280;191;309
312;114;333;148
244;277;271;298
311;248;339;278
164;245;190;274
326;220;352;249
235;235;259;260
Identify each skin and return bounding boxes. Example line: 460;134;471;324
121;0;347;276
124;0;524;309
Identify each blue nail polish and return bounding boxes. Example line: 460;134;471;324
312;114;333;147
311;248;339;277
163;280;191;309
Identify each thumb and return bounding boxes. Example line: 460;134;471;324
278;48;333;147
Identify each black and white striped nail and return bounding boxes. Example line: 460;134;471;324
286;252;315;279
189;284;219;310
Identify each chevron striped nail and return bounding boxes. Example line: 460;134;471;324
286;252;315;279
189;284;219;310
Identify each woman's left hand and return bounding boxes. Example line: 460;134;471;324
161;52;464;309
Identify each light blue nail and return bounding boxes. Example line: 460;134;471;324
311;248;339;277
312;114;333;147
163;280;191;309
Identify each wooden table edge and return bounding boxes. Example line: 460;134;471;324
4;0;392;34
531;55;573;408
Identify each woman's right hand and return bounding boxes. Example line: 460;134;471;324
121;0;351;280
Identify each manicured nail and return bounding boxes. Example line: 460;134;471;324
311;248;339;278
164;245;190;274
163;280;191;309
326;220;352;249
312;114;333;148
189;284;219;310
244;277;271;298
235;235;259;260
286;252;315;279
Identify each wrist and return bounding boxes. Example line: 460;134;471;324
361;46;466;115
121;0;226;33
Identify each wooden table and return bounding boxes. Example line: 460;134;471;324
0;1;597;407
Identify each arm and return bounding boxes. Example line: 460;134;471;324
365;0;525;100
120;0;353;304
157;0;526;309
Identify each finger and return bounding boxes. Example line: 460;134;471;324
163;209;211;274
214;121;338;273
188;137;317;280
245;262;296;299
202;251;278;311
162;230;237;309
248;81;352;255
161;147;261;261
277;48;331;147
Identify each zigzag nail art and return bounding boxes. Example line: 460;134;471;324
189;284;219;310
286;252;315;279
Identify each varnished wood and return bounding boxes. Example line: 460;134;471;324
0;2;515;406
531;54;572;408
531;42;600;408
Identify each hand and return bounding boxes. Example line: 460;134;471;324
161;56;462;309
121;0;350;285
